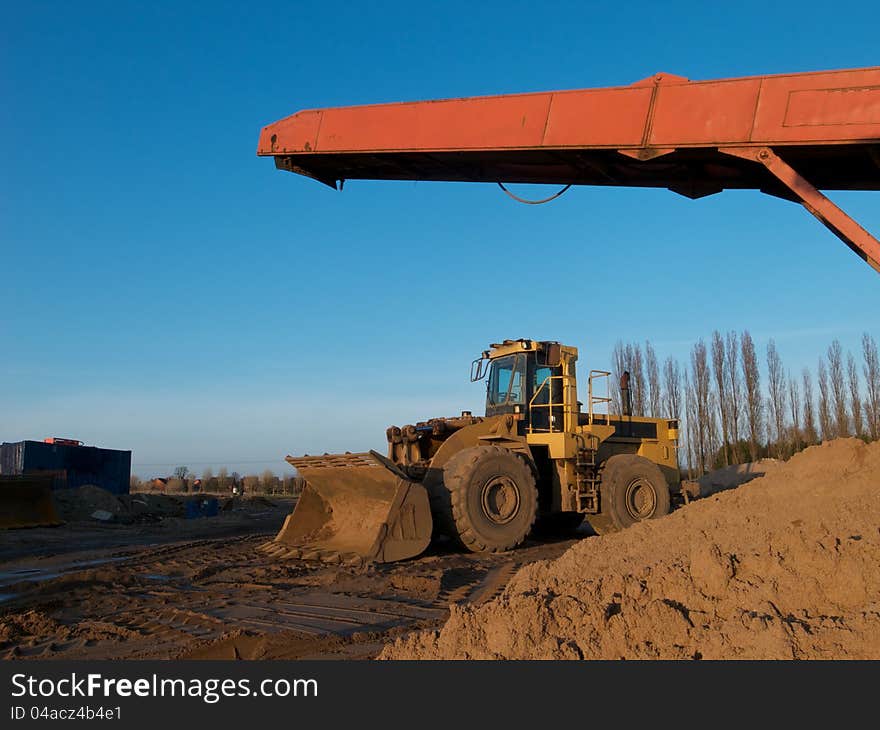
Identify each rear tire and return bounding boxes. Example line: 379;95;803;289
588;454;671;535
441;446;538;553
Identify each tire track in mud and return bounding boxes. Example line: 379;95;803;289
0;532;579;660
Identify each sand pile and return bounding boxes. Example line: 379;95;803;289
53;485;126;521
382;438;880;660
122;493;184;519
0;610;141;658
51;488;195;523
0;610;68;643
697;458;781;497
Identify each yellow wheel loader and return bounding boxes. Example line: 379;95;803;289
263;339;680;564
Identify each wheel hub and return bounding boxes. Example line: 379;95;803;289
624;478;657;520
480;476;520;525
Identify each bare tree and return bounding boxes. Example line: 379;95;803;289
741;331;763;461
802;369;818;445
828;340;849;437
243;474;260;493
662;356;682;422
787;372;801;453
766;340;787;458
683;370;698;480
661;355;682;470
282;475;303;495
627;343;646;415
690;340;716;474
817;358;832;439
612;340;653;417
173;465;190;480
645;341;661;418
711;331;731;466
724;331;742;463
611;341;626;414
261;469;277;493
863;333;880;440
167;477;187;494
217;466;229;492
847;352;863;438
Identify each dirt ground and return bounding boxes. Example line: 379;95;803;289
2;438;877;661
0;494;578;660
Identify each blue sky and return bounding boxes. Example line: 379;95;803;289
2;1;878;477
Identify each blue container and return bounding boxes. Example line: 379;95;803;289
0;441;131;494
185;497;219;519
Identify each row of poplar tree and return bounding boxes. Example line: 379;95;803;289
610;332;880;478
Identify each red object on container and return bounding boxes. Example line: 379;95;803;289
43;438;83;447
258;67;880;272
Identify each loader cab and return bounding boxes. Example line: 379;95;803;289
475;340;573;431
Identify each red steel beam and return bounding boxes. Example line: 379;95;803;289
258;67;880;272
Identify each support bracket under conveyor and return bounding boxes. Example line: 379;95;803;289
720;146;880;273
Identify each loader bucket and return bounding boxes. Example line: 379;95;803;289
0;475;63;529
266;450;432;564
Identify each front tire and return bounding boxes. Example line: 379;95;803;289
441;446;538;553
588;454;671;535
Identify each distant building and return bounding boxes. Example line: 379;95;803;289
0;439;131;495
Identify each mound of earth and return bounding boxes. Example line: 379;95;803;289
53;485;126;521
697;458;781;497
121;493;184;519
50;488;268;524
381;438;880;660
0;610;142;658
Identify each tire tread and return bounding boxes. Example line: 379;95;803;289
443;446;538;553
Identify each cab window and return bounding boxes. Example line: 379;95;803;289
487;355;526;405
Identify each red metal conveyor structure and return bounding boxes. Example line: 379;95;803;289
258;67;880;273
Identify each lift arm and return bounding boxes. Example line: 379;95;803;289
258;67;880;272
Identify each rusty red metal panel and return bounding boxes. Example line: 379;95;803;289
648;78;762;146
786;87;880;126
321;93;553;151
542;87;652;147
267;93;556;155
266;109;323;154
752;68;880;143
